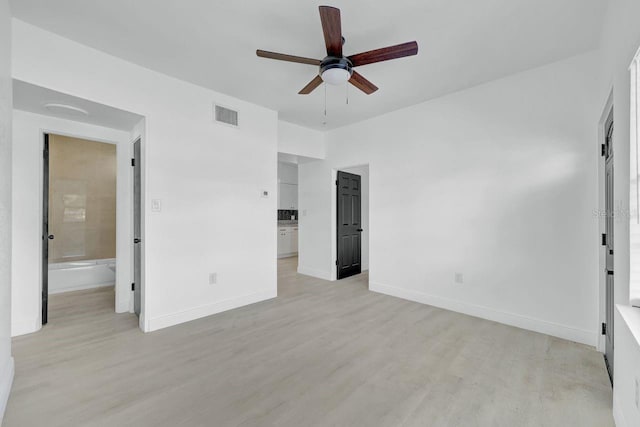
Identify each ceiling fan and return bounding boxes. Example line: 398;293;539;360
256;6;418;95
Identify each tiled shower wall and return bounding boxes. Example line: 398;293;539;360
49;134;117;263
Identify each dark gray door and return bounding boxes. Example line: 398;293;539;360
604;110;614;383
133;139;142;317
337;171;362;280
42;134;52;325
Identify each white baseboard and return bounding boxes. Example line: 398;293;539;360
147;289;277;332
49;281;114;295
0;356;15;424
297;265;332;281
11;318;41;337
370;282;597;347
277;253;298;259
613;393;627;427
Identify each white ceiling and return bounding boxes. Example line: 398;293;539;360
10;0;606;130
13;80;143;131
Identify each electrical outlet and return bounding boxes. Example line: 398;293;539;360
455;273;464;284
635;377;639;409
151;199;162;212
209;273;217;285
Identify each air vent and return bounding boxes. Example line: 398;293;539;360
214;104;239;127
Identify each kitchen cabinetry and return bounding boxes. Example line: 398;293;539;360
290;227;298;253
277;226;298;258
278;183;298;210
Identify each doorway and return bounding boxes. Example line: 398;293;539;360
335;166;369;281
41;133;119;324
603;107;614;383
336;171;362;279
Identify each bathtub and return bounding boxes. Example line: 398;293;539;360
48;258;116;294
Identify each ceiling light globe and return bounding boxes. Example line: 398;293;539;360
321;68;351;85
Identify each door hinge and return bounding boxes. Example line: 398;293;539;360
602;234;607;246
601;323;606;335
131;283;135;291
601;144;606;157
335;180;338;186
335;260;338;266
131;158;135;167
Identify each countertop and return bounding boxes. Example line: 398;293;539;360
278;221;298;227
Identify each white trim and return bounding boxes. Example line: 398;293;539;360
146;290;276;332
297;266;332;281
277;253;298;259
48;281;114;295
613;393;628;427
11;318;42;337
0;356;15;423
370;281;598;347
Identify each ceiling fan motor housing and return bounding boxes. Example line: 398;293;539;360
320;56;354;82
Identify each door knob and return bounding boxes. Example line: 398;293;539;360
134;238;141;244
47;235;55;240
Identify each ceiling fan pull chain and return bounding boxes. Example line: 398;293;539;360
346;82;349;105
323;83;327;126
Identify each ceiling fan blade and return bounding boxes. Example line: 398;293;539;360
349;71;378;95
319;6;343;57
256;50;321;66
348;41;418;67
299;75;324;94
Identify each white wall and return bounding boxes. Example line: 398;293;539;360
340;165;369;272
598;0;640;425
299;52;601;346
0;1;11;421
277;162;298;185
11;110;132;336
278;120;325;159
298;159;334;280
12;20;279;332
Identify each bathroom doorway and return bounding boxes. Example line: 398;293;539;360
42;133;119;324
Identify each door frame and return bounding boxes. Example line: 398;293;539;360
39;129;141;328
597;89;614;354
331;164;369;283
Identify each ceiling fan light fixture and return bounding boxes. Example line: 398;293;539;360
321;67;352;85
319;57;353;85
256;6;417;95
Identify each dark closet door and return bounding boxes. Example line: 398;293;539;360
337;171;362;280
42;134;50;325
133;139;142;317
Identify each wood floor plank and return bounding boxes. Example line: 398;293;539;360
4;257;613;426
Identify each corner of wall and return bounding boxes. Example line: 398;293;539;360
0;356;14;424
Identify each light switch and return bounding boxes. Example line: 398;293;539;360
261;190;269;198
151;199;162;212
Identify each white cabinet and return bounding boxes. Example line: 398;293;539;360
278;227;291;255
278;183;298;210
291;227;298;253
277;226;298;257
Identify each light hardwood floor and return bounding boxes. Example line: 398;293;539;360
4;257;614;426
